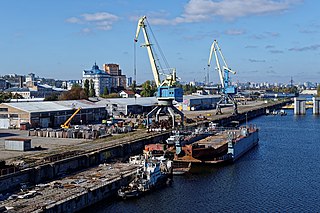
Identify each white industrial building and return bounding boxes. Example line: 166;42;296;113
98;97;158;116
178;95;220;111
0;100;107;129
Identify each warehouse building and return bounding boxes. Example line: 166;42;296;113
0;100;107;129
97;97;158;116
179;95;220;111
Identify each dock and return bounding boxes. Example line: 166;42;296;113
1;163;138;212
0;100;290;212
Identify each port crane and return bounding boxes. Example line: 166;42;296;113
208;40;238;115
61;107;81;129
134;16;184;128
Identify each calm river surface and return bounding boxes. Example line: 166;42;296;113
91;109;320;212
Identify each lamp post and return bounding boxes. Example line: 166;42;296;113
246;112;248;128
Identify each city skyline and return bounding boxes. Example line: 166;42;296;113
1;0;319;84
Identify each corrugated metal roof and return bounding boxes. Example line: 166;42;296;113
3;100;104;113
183;95;221;100
97;97;158;107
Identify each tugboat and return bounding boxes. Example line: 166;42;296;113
118;155;172;199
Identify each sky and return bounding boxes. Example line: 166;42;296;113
0;0;319;85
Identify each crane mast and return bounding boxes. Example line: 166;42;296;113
208;40;238;115
134;16;184;128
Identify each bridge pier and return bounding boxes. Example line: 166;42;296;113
312;97;320;115
294;97;306;115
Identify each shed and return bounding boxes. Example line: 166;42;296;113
5;138;32;151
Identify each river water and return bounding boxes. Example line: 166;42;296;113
91;109;320;212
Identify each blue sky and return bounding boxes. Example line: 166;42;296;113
0;0;319;84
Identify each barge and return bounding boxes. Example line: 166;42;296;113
174;125;259;165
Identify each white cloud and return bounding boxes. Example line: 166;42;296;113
81;12;118;22
66;12;119;31
66;17;81;24
224;29;246;35
147;0;301;25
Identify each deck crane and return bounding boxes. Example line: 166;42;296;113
134;16;184;128
208;40;238;115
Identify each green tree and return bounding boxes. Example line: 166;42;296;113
103;87;109;96
141;80;157;97
317;85;320;97
84;79;89;97
182;83;197;95
89;79;95;97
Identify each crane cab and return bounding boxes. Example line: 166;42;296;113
157;86;183;103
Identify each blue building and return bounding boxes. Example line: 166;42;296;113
83;63;112;96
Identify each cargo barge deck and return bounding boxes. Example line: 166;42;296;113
174;126;259;166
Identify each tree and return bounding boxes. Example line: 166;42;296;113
44;93;58;101
103;87;109;96
59;86;88;100
317;85;320;97
131;80;137;93
84;79;89;97
0;92;13;103
12;93;23;99
141;80;157;97
182;83;197;95
103;93;120;98
89;79;95;97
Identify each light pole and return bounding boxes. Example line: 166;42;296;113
246;112;248;128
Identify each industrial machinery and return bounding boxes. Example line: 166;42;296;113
60;107;81;129
208;40;238;115
134;16;184;128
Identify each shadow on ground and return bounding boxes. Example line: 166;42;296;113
0;133;18;138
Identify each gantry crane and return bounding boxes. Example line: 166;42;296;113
134;16;184;128
208;40;238;115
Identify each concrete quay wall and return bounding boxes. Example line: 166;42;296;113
0;132;169;193
212;101;290;126
43;171;135;213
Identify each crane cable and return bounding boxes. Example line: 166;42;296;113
145;18;170;74
134;38;137;85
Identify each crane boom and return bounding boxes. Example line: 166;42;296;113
208;40;236;89
134;16;161;87
61;107;81;129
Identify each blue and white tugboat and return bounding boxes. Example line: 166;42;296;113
118;155;172;199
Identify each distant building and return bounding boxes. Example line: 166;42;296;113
127;77;133;87
102;63;127;91
5;84;65;99
0;79;8;91
62;80;82;90
25;73;36;87
119;90;135;98
83;63;112;96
